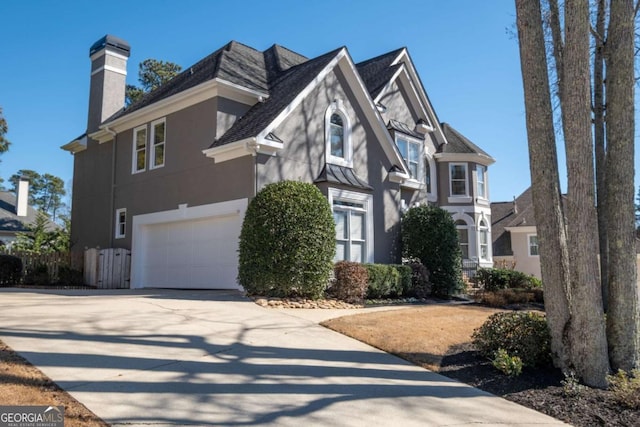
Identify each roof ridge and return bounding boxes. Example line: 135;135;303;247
267;43;308;60
356;47;405;67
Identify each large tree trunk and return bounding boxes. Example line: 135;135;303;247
605;0;640;372
561;0;610;387
515;0;572;371
593;0;608;310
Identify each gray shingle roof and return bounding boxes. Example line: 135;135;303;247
0;192;57;234
491;187;535;256
211;48;343;147
107;41;309;124
439;123;493;158
356;48;404;100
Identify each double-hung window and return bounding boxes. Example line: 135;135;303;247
528;235;539;256
396;136;422;179
477;165;487;198
133;125;147;173
151;118;166;169
449;163;468;196
330;189;373;263
478;219;489;261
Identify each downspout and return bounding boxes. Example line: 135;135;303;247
247;137;259;198
105;125;117;248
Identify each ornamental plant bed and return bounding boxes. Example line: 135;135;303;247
0;340;108;427
321;304;639;427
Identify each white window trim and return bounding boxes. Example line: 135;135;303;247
328;188;374;263
132;125;147;174
115;208;127;239
395;133;424;182
476;164;489;202
325;100;352;167
478;219;490;262
448;163;471;203
451;212;477;260
528;234;539;257
150;118;166;169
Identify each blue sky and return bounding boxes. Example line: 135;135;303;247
1;0;632;204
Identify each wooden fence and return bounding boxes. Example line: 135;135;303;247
0;249;84;286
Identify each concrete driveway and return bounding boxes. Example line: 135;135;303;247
0;289;566;426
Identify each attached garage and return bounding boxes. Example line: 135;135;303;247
130;199;248;289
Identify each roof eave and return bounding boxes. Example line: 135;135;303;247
60;134;88;154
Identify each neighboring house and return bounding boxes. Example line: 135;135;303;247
491;187;541;278
62;35;494;290
0;180;54;247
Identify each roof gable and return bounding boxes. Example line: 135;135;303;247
211;48;342;147
204;47;408;175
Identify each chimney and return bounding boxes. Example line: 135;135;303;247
15;179;29;217
513;196;518;214
87;35;131;133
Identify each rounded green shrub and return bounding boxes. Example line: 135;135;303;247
238;181;335;299
329;261;368;304
472;311;551;367
402;205;463;297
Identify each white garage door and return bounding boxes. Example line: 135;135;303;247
131;199;246;289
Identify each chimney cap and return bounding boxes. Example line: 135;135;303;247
90;34;130;58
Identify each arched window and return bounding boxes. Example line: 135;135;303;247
329;113;344;158
455;219;469;259
478;219;489;261
325;101;352;167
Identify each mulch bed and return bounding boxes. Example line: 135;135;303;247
439;343;639;427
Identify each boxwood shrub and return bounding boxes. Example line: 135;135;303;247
472;311;551;367
238;181;335;299
364;264;401;298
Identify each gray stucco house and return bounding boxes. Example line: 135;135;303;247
62;35;494;289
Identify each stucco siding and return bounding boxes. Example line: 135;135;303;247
510;231;541;277
258;67;403;263
378;79;416;126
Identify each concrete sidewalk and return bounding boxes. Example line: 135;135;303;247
0;289;567;426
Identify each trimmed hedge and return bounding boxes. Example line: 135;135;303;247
238;181;335;299
402;205;463;297
473;268;542;291
364;263;401;298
